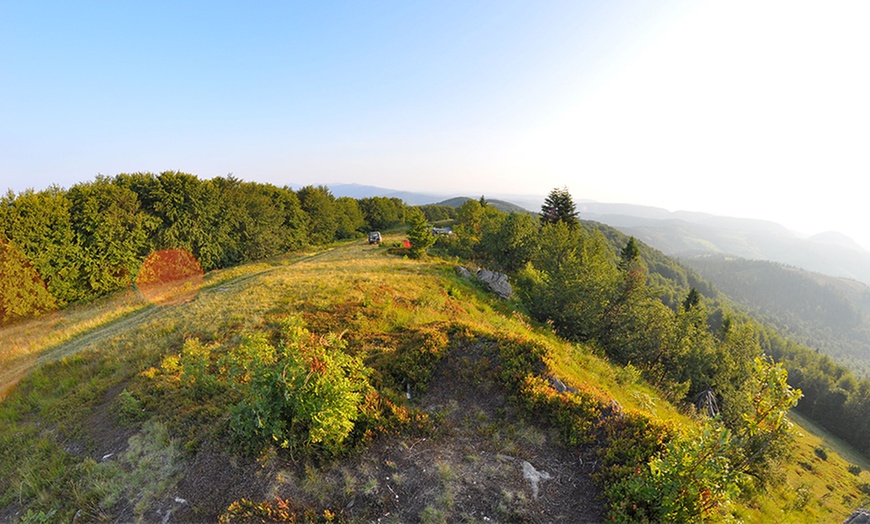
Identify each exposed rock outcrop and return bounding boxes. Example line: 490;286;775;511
844;509;870;524
475;268;512;299
455;266;473;279
453;266;513;299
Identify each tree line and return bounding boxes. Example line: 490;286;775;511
0;172;411;324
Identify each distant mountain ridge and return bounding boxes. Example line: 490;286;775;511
579;202;870;286
327;183;545;210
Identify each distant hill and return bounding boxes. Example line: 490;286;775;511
581;202;870;286
327;183;543;211
435;196;533;215
682;254;870;375
326;183;451;206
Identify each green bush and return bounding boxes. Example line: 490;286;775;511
229;319;373;455
384;324;450;391
519;375;602;445
601;420;743;523
115;388;146;424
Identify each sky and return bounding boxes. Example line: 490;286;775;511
2;1;869;248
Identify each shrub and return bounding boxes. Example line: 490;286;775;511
115;388;145;424
229;320;373;456
384;324;450;391
219;498;343;523
518;375;601;446
849;464;862;476
602;421;744;523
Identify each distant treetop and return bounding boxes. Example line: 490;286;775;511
540;187;579;227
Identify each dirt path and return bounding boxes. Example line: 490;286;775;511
0;248;336;398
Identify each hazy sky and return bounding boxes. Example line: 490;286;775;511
2;2;869;247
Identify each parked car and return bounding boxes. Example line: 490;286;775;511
368;231;382;244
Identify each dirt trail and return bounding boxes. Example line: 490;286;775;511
0;248;335;398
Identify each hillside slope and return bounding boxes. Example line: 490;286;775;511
682;255;870;375
1;240;868;522
581;202;870;286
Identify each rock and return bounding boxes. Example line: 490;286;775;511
844;509;870;524
547;376;578;394
522;460;553;499
455;266;473;279
476;269;512;299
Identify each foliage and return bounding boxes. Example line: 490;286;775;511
518;375;601;446
382;325;450;391
609;422;746;523
731;356;802;481
0;240;56;324
359;196;407;231
405;207;435;259
516;222;620;342
220;498;343;523
475;212;538;273
334;197;366;239
229;321;374;455
0;186;84;305
67;176;154;296
418;204;456;222
539;186;579;227
297;185;339;245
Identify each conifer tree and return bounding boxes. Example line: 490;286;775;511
540;187;579;227
406;208;435;259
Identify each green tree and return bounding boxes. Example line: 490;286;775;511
406;208;435;259
0;187;84;305
419;204;456;222
540;187;579;227
476;211;538;273
733;356;802;482
262;185;309;252
359;196;406;231
124;171;229;271
68;177;154;296
297;185;338;245
334;197;366;239
0;240;57;323
517;222;619;341
618;237;641;271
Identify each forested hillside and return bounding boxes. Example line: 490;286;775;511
683;255;870;367
3;177;870;521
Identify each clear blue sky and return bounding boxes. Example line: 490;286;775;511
3;1;869;247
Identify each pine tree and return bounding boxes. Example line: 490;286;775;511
619;237;641;271
406;208;435;259
540;187;579;227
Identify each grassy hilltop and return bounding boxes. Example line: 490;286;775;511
1;237;870;522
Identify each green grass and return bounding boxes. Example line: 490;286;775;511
2;238;870;522
789;409;870;472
